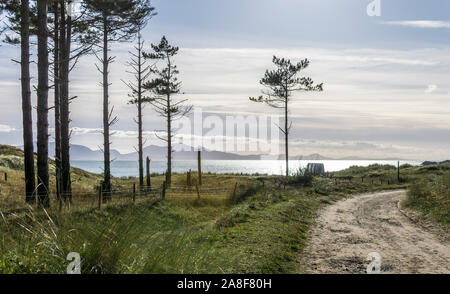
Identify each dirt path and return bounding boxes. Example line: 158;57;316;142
300;190;450;274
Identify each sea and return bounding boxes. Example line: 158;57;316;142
70;160;420;178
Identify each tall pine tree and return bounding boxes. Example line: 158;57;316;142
143;36;192;186
36;0;50;207
250;56;323;177
82;0;155;194
2;0;37;204
122;24;155;188
52;1;97;204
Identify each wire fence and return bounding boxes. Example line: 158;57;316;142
323;173;406;185
0;180;242;213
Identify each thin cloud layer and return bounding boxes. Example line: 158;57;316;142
383;20;450;29
1;1;450;161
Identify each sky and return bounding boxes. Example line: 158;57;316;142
0;0;450;160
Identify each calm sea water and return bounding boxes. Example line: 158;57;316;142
71;160;419;178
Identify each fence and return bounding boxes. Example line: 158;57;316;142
0;180;242;214
164;184;238;199
323;174;406;185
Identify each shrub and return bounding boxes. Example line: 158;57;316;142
286;172;313;187
228;185;261;204
407;181;430;201
0;156;24;170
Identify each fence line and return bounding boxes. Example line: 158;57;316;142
0;181;241;213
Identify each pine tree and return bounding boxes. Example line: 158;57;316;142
2;0;37;204
82;0;155;195
143;36;192;186
250;56;323;177
52;1;103;204
36;0;50;207
122;25;154;188
51;0;62;203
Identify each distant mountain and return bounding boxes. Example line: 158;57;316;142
19;143;121;161
63;143;121;161
120;144;262;161
290;153;332;160
16;143;408;161
19;143;263;161
338;156;404;160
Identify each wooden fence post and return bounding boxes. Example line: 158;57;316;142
162;181;166;200
98;188;102;210
4;172;7;183
133;183;136;203
195;184;200;199
187;169;191;186
198;150;202;186
146;157;151;188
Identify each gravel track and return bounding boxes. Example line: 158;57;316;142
300;190;450;274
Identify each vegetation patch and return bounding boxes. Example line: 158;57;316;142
1;150;449;273
403;172;450;226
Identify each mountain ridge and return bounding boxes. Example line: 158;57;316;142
17;143;406;161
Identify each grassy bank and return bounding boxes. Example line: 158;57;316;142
0;169;415;274
1;145;448;273
0;177;367;274
403;172;450;226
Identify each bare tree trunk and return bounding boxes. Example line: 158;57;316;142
37;0;50;207
284;96;289;177
166;55;172;186
102;14;111;194
60;2;72;202
137;33;144;187
53;2;61;202
167;106;171;186
138;99;144;187
21;0;36;204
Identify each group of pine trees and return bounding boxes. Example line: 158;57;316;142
0;0;187;207
0;0;323;207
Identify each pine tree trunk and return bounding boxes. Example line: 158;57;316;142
37;0;50;207
138;97;144;187
21;0;36;204
137;34;144;187
166;54;172;186
285;95;289;177
167;107;171;186
102;14;111;194
53;2;61;202
60;2;72;202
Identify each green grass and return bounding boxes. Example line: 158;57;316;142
402;172;450;226
1;144;448;273
0;173;409;274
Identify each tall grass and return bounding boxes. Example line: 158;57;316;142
0;197;235;274
404;172;450;226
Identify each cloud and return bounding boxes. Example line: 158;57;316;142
2;43;450;160
70;127;102;135
382;20;450;29
425;84;438;93
0;124;15;133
